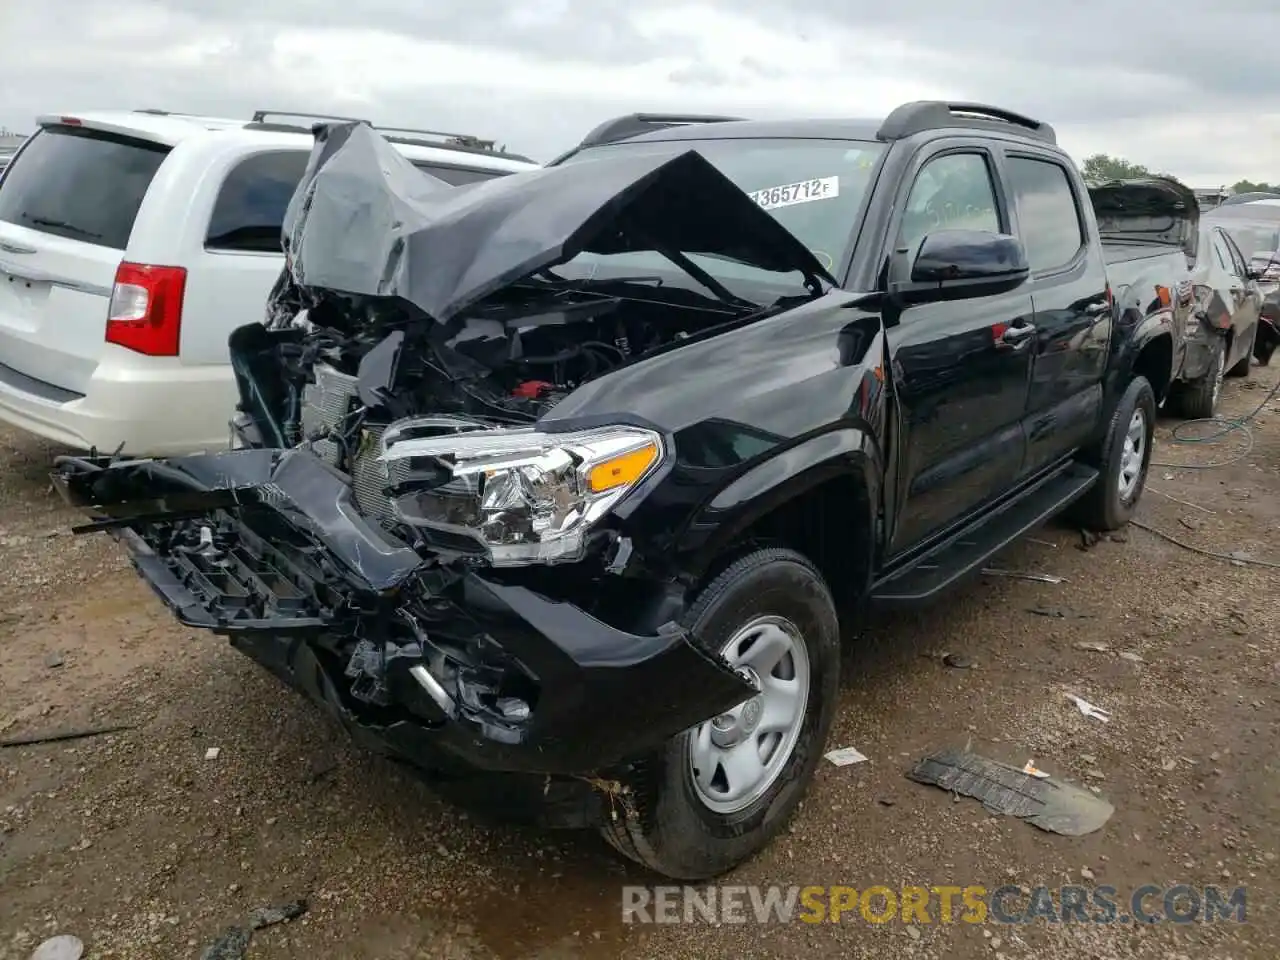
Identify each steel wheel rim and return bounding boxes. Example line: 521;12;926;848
687;614;811;815
1118;407;1147;500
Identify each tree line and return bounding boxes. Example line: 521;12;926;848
1080;153;1273;194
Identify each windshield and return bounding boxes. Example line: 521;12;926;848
556;136;884;288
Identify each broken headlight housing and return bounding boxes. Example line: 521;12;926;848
378;420;664;566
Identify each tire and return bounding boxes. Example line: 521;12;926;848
1172;336;1225;419
1226;325;1256;377
600;547;841;880
1071;375;1157;531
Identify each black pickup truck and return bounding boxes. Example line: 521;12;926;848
54;102;1177;880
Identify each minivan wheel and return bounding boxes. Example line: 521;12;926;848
1070;375;1157;531
600;547;840;880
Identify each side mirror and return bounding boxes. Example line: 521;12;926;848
889;229;1030;304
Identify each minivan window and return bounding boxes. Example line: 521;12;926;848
1007;156;1084;272
206;151;513;252
206;151;310;253
0;125;170;250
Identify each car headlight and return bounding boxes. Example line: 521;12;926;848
377;420;664;566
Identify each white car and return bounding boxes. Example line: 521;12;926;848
0;110;539;456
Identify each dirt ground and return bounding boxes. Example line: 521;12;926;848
1;368;1277;960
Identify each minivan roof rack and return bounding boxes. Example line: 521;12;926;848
243;109;533;163
876;101;1056;145
576;112;747;150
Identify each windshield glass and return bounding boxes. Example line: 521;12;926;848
556;137;884;289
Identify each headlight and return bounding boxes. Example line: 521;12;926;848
377;419;664;566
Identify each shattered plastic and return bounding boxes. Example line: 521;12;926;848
271;121;835;326
53;449;423;592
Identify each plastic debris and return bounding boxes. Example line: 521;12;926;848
44;652;64;669
30;935;84;960
1074;641;1111;653
907;748;1114;836
1118;651;1146;663
1021;760;1051;779
1065;693;1111;723
205;747;221;761
942;653;977;669
825;746;870;766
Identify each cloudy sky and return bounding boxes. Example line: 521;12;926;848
3;1;1280;185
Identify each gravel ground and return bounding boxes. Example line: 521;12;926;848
1;367;1278;960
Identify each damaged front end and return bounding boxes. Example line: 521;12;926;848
54;446;754;822
52;120;836;818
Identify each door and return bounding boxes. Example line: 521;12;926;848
1003;152;1111;474
886;145;1035;554
1214;227;1261;367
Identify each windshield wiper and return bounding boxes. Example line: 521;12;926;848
23;216;103;241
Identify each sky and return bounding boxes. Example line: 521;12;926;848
3;1;1280;186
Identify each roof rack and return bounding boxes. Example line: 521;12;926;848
243;109;531;162
576;112;746;150
876;101;1056;145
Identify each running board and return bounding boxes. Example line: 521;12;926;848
870;462;1099;607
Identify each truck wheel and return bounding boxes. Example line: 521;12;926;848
1173;336;1225;419
1226;326;1256;377
1071;375;1156;531
600;547;840;880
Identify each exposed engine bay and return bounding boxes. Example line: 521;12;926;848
248;276;756;470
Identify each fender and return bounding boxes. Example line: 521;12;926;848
675;425;883;583
1103;288;1176;409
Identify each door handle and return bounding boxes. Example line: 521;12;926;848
999;322;1036;346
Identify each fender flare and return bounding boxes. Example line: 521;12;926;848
676;426;882;583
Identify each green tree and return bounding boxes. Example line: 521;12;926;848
1232;179;1276;194
1081;153;1151;184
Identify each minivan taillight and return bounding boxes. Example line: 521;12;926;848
105;262;186;356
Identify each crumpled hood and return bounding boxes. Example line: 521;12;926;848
278;121;835;322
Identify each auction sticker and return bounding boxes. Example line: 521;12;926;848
748;176;839;211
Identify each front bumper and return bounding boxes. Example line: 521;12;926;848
52;447;753;781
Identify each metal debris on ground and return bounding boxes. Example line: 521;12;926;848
29;935;84;960
906;749;1114;836
942;653;977;669
1074;641;1111;653
0;723;134;749
1065;693;1112;723
204;747;221;761
981;568;1066;584
248;898;308;930
824;746;870;766
1028;606;1094;619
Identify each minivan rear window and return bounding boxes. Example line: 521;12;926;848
205;150;518;253
0;125;169;249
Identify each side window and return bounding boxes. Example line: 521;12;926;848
1219;230;1249;279
410;162;512;186
1006;156;1084;273
897;152;1000;253
205;151;309;253
1210;231;1233;273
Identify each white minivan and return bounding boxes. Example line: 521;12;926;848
0;110;539;456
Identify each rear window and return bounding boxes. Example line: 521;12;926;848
0;125;169;249
205;151;515;253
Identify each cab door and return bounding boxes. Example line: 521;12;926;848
884;141;1035;555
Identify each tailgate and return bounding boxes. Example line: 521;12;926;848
0;125;169;396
